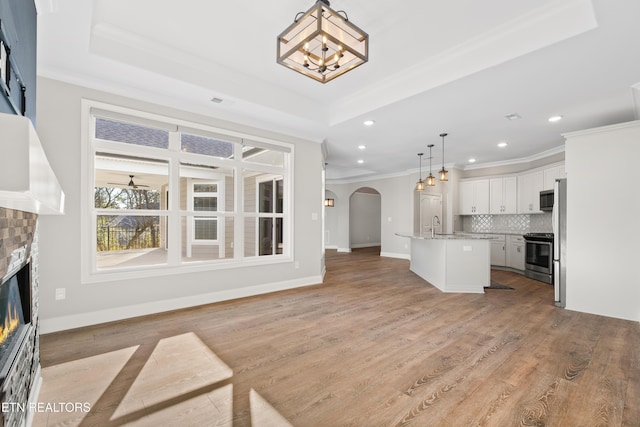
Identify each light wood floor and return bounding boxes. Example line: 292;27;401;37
34;247;640;426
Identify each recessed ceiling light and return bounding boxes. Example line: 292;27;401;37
468;158;476;163
497;142;509;148
363;120;375;126
548;115;563;123
505;113;522;121
357;159;364;164
358;145;367;150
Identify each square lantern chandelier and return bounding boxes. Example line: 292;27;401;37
277;0;369;83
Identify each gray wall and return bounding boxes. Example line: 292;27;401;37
324;190;338;248
35;77;324;332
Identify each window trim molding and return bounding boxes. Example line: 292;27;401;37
81;99;295;284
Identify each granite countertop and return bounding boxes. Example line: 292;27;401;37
395;232;495;240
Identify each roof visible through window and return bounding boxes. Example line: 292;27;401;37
95;118;170;149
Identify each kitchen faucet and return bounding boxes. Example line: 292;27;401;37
431;215;440;238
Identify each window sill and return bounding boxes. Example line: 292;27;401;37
82;255;293;284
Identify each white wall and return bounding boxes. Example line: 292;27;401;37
564;121;640;322
349;192;381;248
35;77;324;332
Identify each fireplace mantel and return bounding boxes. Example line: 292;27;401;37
0;113;65;215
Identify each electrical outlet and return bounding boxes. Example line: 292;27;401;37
55;288;66;300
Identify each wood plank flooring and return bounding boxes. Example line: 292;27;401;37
34;247;640;426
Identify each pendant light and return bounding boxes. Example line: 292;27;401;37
439;133;448;182
426;144;436;187
415;153;425;191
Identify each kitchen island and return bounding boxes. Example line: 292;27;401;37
396;232;491;293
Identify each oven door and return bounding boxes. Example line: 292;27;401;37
525;240;553;274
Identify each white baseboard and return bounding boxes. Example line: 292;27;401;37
337;247;351;253
350;243;381;248
380;251;411;260
324;245;338;250
40;275;324;334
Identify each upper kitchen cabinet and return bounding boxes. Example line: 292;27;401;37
0;0;37;123
543;163;566;191
517;171;543;214
460;179;489;215
489;177;517;214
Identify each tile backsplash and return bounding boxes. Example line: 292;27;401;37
461;213;552;234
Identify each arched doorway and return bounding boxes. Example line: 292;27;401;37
349;187;381;253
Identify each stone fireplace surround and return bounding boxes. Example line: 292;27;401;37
0;208;40;427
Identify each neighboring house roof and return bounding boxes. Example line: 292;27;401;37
96;118;234;158
102;215;159;228
181;133;233;158
96;118;169;149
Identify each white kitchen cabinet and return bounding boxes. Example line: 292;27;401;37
543;164;566;191
517;171;543;214
490;235;506;266
490;177;517;214
459;179;489;215
506;235;525;271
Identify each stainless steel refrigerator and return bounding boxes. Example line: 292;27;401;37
552;178;567;307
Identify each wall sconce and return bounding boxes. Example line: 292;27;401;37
324;198;335;207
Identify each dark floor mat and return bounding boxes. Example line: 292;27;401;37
488;281;514;290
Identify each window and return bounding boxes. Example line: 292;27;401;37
257;177;284;255
83;102;292;281
192;182;219;242
185;180;223;260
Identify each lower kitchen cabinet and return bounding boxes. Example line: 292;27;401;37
506;235;525;270
490;235;506;266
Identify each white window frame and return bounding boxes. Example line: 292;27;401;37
255;175;285;256
80;100;294;283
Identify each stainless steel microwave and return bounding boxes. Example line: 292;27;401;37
540;189;554;211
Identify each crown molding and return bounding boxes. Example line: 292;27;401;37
327;145;566;184
462;145;565;171
562;119;640;139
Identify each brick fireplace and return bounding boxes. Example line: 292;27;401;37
0;208;40;427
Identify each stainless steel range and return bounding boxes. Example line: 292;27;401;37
523;232;554;284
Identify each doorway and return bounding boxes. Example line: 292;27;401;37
349;187;381;251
